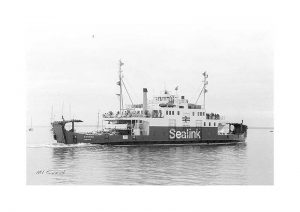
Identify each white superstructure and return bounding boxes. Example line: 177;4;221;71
102;60;226;135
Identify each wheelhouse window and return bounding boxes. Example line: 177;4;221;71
172;111;174;115
192;112;195;116
166;111;168;115
177;111;180;115
209;122;211;126
204;122;206;126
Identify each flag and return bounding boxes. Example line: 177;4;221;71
202;71;206;76
205;89;208;93
175;86;179;91
116;81;121;86
119;60;124;66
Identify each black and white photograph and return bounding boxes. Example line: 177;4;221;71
2;0;300;212
26;24;273;185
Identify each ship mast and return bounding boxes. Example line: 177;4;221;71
203;72;208;110
118;60;124;114
194;71;208;110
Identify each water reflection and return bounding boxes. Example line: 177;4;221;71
49;143;248;185
52;147;77;160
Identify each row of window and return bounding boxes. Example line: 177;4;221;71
166;110;205;116
196;122;218;127
193;112;205;116
170;119;218;127
166;110;177;115
203;122;217;127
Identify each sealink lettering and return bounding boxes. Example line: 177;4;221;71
169;128;201;139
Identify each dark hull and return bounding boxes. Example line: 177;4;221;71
52;123;247;145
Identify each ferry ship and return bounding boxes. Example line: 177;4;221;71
52;61;247;145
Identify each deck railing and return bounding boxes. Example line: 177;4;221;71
102;112;163;119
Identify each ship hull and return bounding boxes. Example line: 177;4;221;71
52;124;247;145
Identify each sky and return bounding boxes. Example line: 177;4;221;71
26;24;273;127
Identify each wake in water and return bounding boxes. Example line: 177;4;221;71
27;143;98;148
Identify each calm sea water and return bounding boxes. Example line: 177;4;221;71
27;127;273;185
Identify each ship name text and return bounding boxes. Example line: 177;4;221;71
169;128;201;139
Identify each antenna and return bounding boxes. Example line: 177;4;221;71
62;101;64;117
